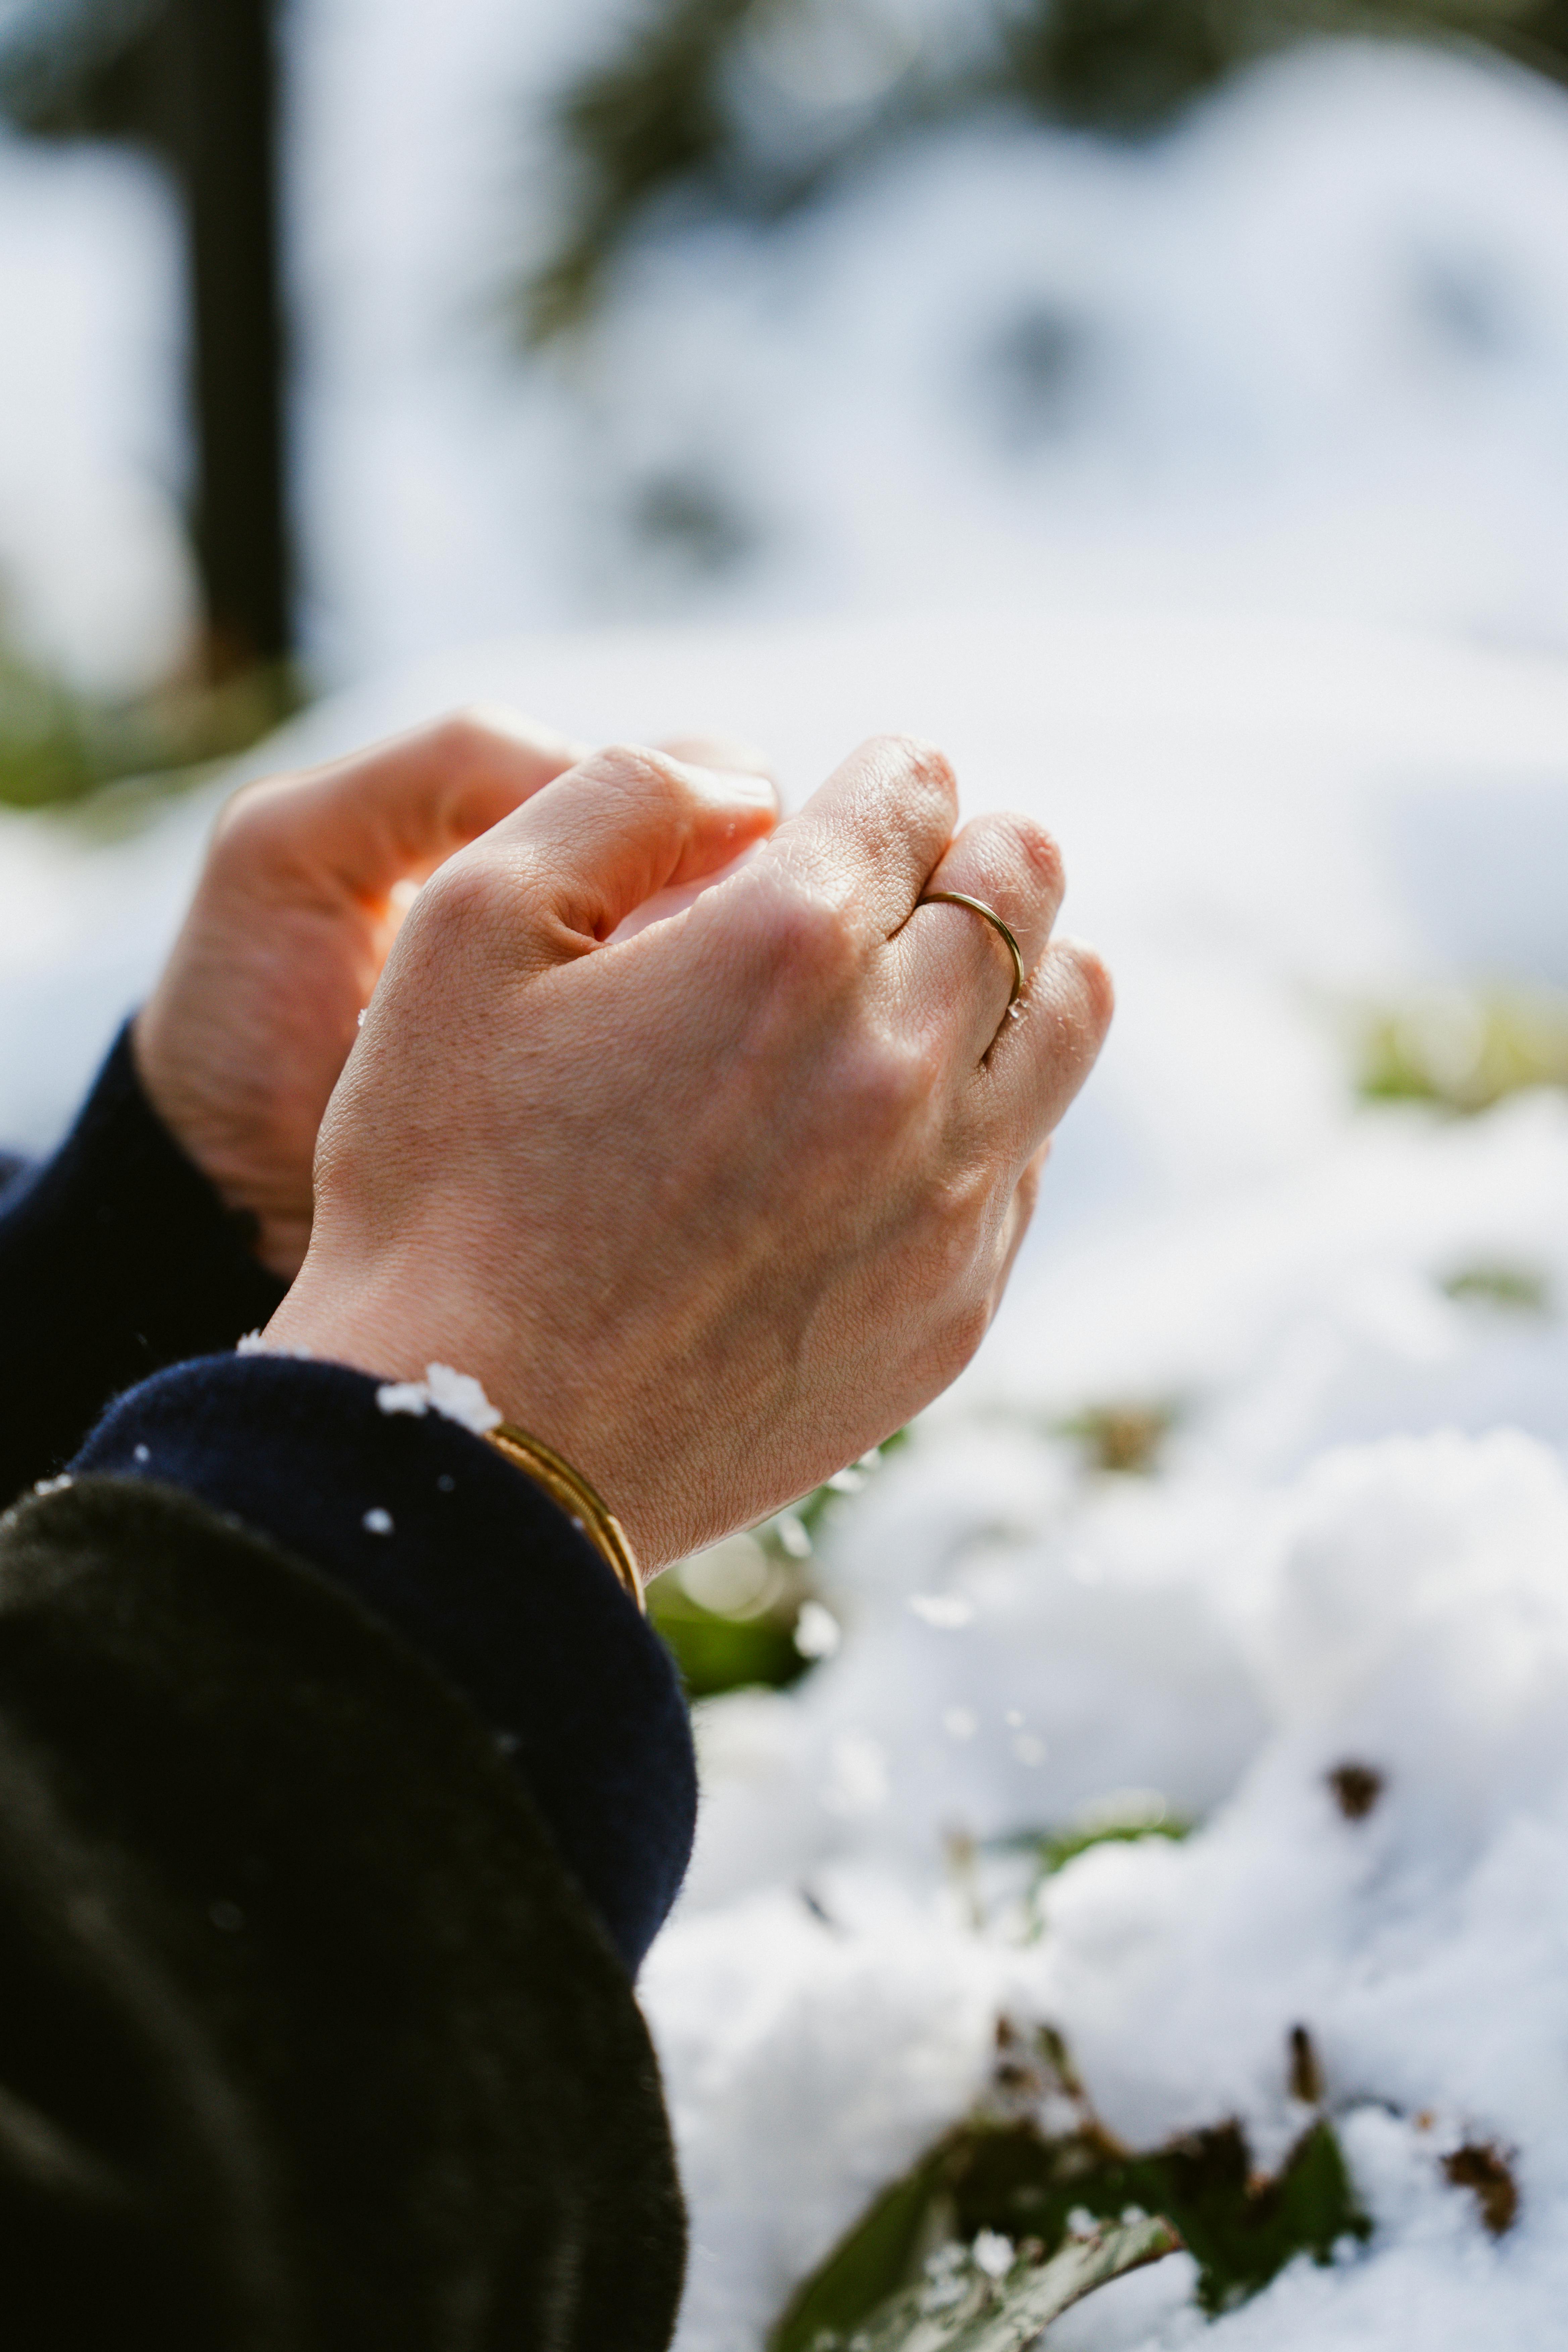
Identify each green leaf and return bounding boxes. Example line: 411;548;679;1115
850;2217;1181;2352
769;2141;956;2351
646;1579;810;1698
769;2027;1372;2348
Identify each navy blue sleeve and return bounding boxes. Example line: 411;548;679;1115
0;1024;287;1503
72;1354;698;1974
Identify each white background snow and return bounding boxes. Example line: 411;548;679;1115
6;9;1568;2348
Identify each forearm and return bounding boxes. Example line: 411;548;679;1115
72;1353;698;1971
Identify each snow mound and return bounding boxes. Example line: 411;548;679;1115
648;1109;1568;2348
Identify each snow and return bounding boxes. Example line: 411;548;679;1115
373;1364;502;1433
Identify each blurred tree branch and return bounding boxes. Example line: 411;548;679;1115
527;0;1568;338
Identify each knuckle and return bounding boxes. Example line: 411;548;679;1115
582;741;687;807
914;1173;989;1290
870;732;958;805
844;1037;927;1136
754;875;858;991
427;705;517;773
416;849;507;939
1066;941;1116;1032
1006;816;1065;900
208;774;295;865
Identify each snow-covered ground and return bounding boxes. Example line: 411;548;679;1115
5;606;1568;2344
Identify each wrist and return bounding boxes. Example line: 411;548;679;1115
131;1008;310;1282
261;1265;667;1573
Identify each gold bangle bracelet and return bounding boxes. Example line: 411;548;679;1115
484;1422;645;1614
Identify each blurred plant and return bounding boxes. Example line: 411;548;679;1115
1054;1399;1174;1474
978;1791;1192;1942
790;2212;1180;2351
528;0;1568;337
1355;982;1568;1113
1441;1260;1552;1312
769;2017;1369;2347
649;1430;909;1697
0;637;297;817
1032;1785;1191;1875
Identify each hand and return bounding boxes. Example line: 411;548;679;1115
262;736;1113;1570
134;708;760;1281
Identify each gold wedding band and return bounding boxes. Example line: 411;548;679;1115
918;891;1026;1009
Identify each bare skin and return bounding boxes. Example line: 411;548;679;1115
133;708;772;1279
263;731;1113;1571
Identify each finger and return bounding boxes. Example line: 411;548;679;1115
757;734;959;942
658;730;774;781
219;705;587;902
473;742;778;948
892;811;1066;1057
975;936;1115;1151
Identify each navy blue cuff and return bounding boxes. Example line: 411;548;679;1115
0;1023;287;1500
72;1355;697;1975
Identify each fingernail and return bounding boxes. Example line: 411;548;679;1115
683;763;778;807
663;731;773;777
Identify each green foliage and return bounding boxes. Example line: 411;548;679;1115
529;0;1568;337
0;643;297;816
1053;1401;1174;1475
983;1792;1193;1925
798;2213;1181;2352
1035;1809;1191;1876
1441;1261;1552;1312
769;2023;1370;2347
773;2149;950;2350
529;0;757;339
1355;984;1568;1113
647;1564;811;1698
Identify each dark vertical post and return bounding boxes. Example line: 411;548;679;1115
166;0;291;673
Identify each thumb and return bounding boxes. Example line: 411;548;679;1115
482;742;779;947
218;705;587;903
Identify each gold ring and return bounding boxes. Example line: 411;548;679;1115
918;890;1025;1008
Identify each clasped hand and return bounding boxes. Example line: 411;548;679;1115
139;709;1112;1572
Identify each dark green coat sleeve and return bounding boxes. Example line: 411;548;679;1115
0;1476;686;2352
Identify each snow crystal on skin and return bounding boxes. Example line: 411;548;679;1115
374;1364;501;1435
362;1507;393;1536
